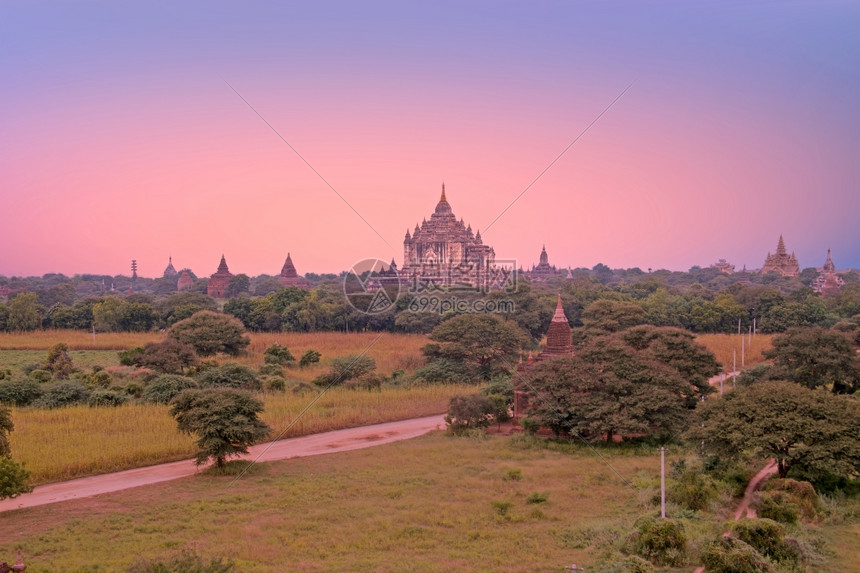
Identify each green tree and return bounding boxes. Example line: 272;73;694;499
581;299;645;334
92;296;127;332
686;381;860;479
7;292;40;331
135;338;199;374
169;388;271;467
119;302;158;332
444;394;496;435
168;311;250;356
225;274;251;298
427;314;528;380
314;354;376;386
764;327;859;393
196;363;262;391
526;336;701;440
0;405;33;500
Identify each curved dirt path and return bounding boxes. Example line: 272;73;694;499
692;458;779;572
0;414;446;513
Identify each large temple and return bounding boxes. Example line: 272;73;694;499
401;185;498;290
207;255;233;297
761;235;800;277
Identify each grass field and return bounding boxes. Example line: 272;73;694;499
696;333;772;372
2;432;856;572
9;385;473;485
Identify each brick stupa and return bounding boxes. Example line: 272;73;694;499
207;255;233;298
177;270;194;291
513;294;575;422
278;253;309;289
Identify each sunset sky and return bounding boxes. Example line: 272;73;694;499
2;1;859;278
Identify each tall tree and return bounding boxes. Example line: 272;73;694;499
687;381;860;479
168;311;250;356
764;327;859;393
427;314;528;380
7;292;40;331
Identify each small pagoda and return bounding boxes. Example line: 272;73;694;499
525;246;562;281
207;255;233;298
177;270;194;291
513;295;574;422
811;249;844;297
163;256;177;278
278;253;309;289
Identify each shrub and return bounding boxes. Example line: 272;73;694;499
44;342;74;379
299;349;321;368
28;369;52;383
624;516;686;566
520;416;540;435
258;364;284;377
668;464;719;511
264;343;295;366
88;390;129;407
119;347;144;366
143;375;198;404
700;536;776;573
127;549;235;573
34;381;91;409
730;518;799;564
195;364;261;391
444;394;495;435
757;491;799;524
125;382;145;397
289;381;317;395
89;370;113;389
503;468;523;481
526;491;549;504
0;378;43;406
410;358;477;385
262;376;286;392
763;478;821;520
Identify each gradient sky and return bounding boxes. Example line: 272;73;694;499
2;1;859;278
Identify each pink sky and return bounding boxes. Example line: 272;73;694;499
2;2;858;277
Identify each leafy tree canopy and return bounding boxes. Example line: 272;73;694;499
170;388;271;467
686;381;860;479
763;326;859;393
427;314;528;380
168;311;250;356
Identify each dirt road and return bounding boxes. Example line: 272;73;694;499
0;414;446;513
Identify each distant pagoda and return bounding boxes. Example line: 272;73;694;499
524;245;562;281
278;253;309;289
761;235;800;277
710;259;735;274
811;249;844;297
207;255;233;298
177;270;194;291
163;256;178;278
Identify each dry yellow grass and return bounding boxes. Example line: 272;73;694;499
697;333;773;372
0;329;164;350
8;384;472;485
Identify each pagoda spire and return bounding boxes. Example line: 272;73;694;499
776;234;787;255
552;294;567;322
440;182;447;204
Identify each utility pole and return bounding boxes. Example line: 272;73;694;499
660;447;666;518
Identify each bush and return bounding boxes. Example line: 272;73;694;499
258;364;284;377
136;338;199;374
89;370;113;388
143;375;198;404
262;376;286;392
444;394;495;435
757;491;799;524
127;549;235;573
410;358;477;385
730;518;800;564
668;463;719;511
34;381;91;408
700;536;776;573
195;364;261;391
264;343;295;366
762;478;821;520
526;491;549;504
0;378;43;406
28;369;52;383
299;349;321;368
125;382;145;397
88;390;129;407
119;347;144;366
624;516;686;566
44;342;74;379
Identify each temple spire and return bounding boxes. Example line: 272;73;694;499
440;182;447;203
552;294;567;322
776;234;787;255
